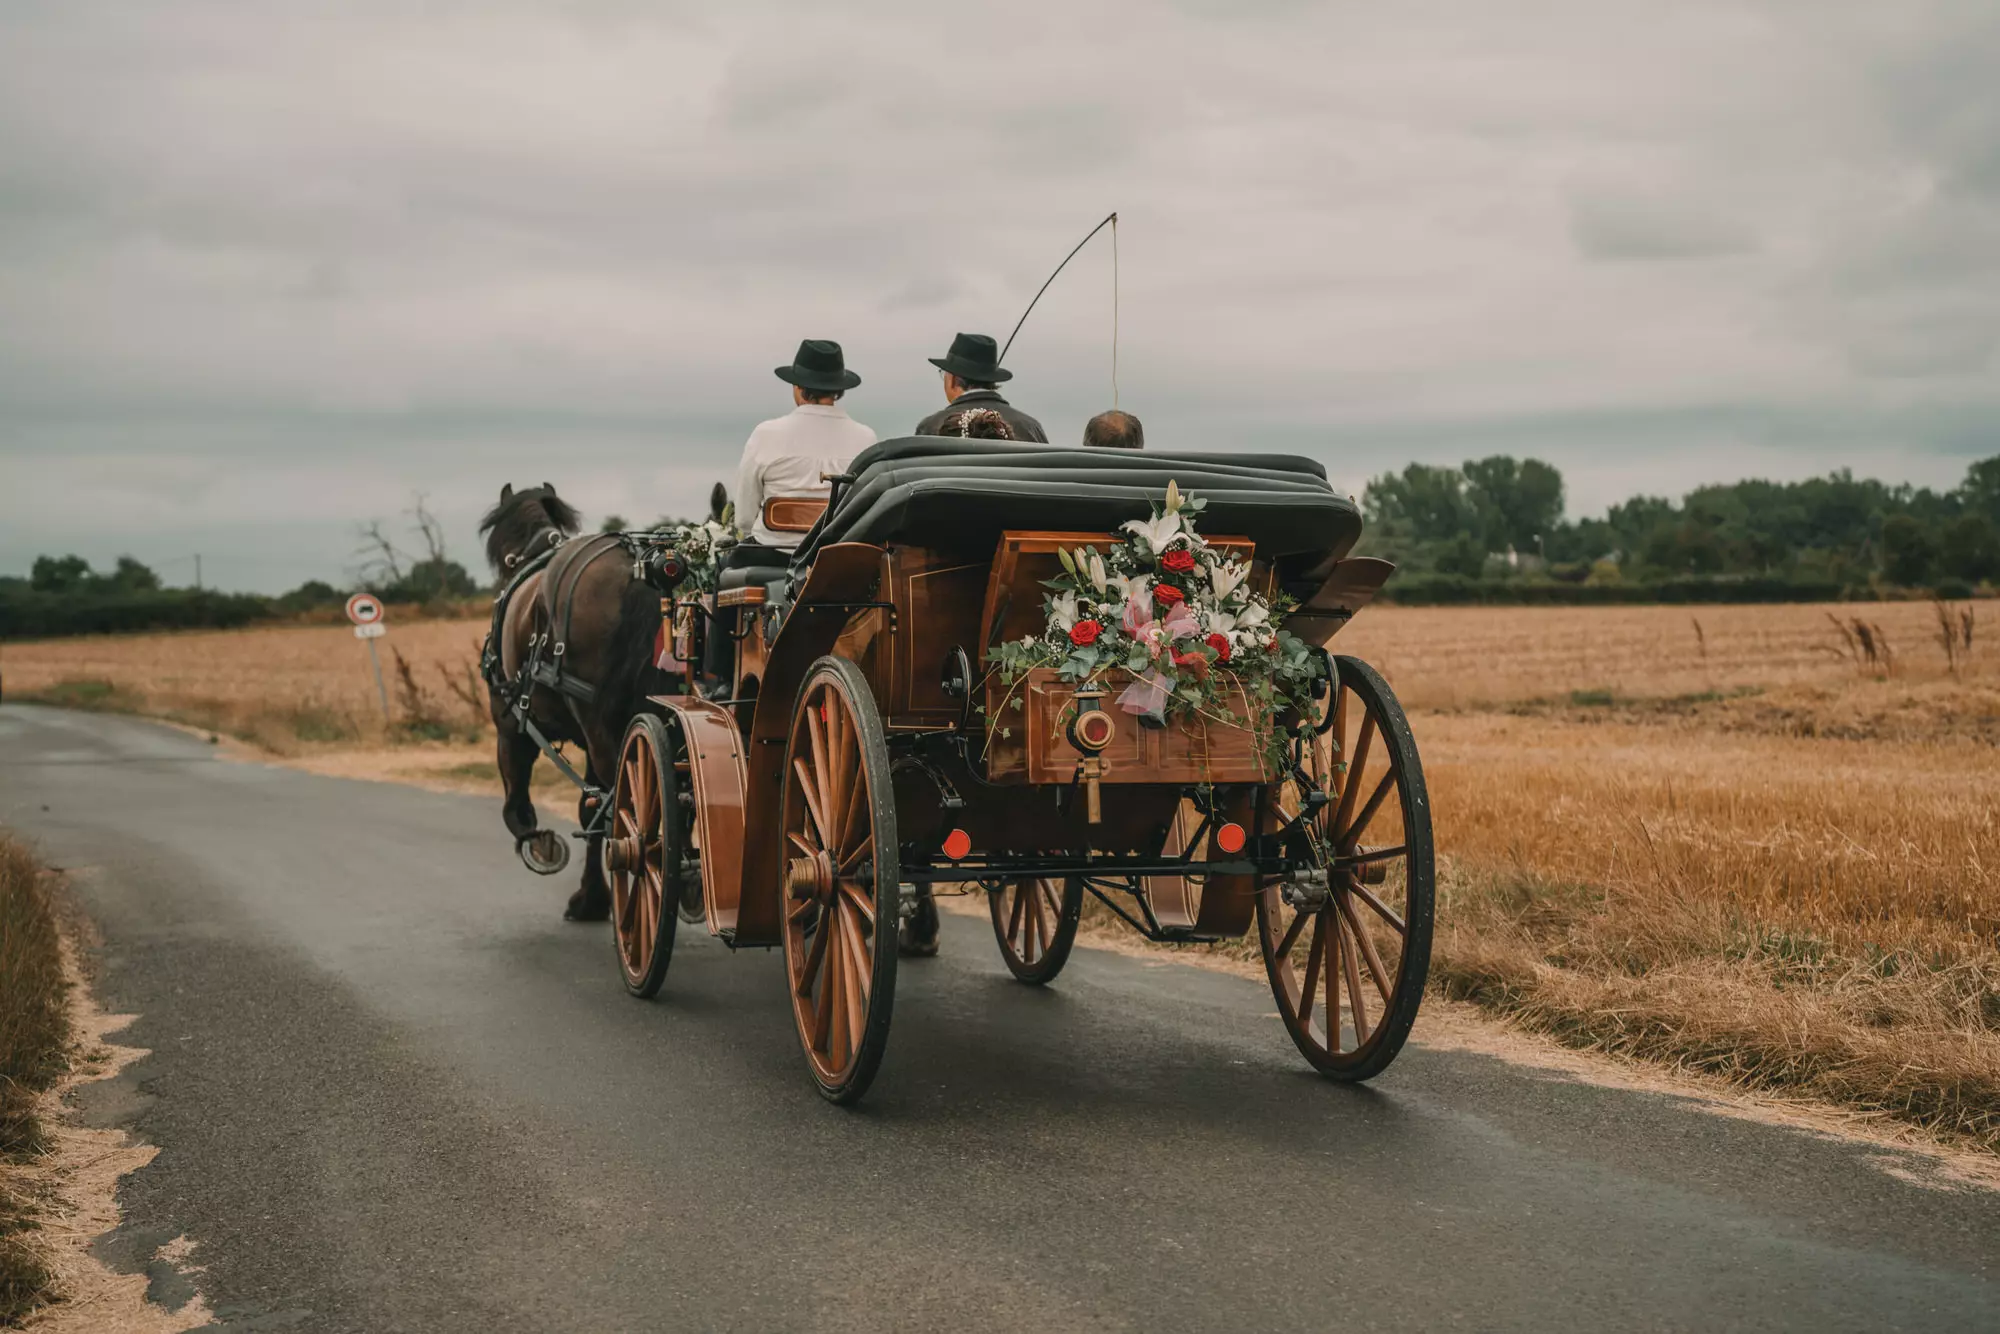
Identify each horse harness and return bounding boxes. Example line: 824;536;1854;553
482;528;681;818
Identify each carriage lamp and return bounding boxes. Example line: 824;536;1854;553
1067;687;1114;825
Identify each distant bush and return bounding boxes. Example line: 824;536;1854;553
0;584;273;638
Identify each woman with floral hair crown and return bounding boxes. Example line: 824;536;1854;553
941;406;1016;441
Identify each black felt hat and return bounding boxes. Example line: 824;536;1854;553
927;331;1013;384
774;339;861;392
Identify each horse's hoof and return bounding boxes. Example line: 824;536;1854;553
563;885;611;922
897;896;940;958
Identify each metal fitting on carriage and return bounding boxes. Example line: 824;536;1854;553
1280;868;1330;911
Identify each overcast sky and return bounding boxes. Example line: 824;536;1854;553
3;1;1996;591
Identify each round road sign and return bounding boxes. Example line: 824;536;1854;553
345;593;385;626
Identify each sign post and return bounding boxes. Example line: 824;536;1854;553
345;593;391;722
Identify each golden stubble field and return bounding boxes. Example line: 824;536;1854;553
7;598;1999;1145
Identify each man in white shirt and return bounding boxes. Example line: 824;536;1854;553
736;339;877;549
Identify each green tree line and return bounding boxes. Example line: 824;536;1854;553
1362;453;2000;598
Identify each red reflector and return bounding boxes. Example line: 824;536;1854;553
942;828;972;861
1215;822;1247;854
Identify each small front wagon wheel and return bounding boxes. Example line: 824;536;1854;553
1257;657;1434;1081
989;877;1083;985
781;656;899;1104
608;713;680;999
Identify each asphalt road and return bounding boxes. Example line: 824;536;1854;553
2;704;1996;1332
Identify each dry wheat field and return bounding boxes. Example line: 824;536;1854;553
7;600;1999;1145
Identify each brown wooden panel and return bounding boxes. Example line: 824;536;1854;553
715;585;768;608
893;551;987;724
984;668;1272;785
738;542;886;946
761;495;828;533
647;694;748;938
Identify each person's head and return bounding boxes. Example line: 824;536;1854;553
943;407;1015;440
940;371;997;403
775;338;860;404
929;332;1010;403
1083;410;1144;450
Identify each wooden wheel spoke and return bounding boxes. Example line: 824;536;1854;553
824;698;849;857
1338;912;1370;1045
837;835;874;876
1337;890;1396;1005
792;757;829;845
836;901;872;1007
797;913;831;997
787;830;817;860
826;920;850;1063
1298;912;1327;1037
837;880;876;926
1338;768;1397;846
806;698;836;849
1350;882;1407;935
1331;710;1377;834
837;745;866;855
790;896;819;923
1007;884;1029;954
814;927;838;1055
1277;903;1310;957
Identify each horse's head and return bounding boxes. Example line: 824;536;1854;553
480;482;582;573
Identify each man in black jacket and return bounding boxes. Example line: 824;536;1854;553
913;332;1049;442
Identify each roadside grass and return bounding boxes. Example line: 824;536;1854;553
0;834;68;1323
10;674;486;755
1431;866;2000;1149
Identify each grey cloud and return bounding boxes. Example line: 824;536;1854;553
1568;192;1758;261
2;0;1998;590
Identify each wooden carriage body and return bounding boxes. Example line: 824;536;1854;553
608;437;1425;1104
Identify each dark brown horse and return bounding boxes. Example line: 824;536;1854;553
479;484;665;920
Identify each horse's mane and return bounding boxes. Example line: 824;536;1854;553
479;483;582;573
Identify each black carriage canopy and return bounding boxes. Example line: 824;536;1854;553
782;437;1361;590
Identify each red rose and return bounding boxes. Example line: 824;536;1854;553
1153;583;1186;607
1069;619;1102;646
1172;649;1210;679
1161;548;1197;574
1206;632;1231;663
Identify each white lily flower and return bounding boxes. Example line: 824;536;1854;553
1119;511;1182;554
1208;560;1248;602
1088;551;1108;593
1050;591;1080;632
1235;599;1270;629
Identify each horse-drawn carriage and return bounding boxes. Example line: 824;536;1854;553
493;438;1432;1104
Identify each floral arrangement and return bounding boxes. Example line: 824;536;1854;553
664;513;739;594
985;481;1326;743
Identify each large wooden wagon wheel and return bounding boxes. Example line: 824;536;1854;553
1256;656;1434;1080
606;713;682;999
988;876;1083;985
781;656;900;1104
